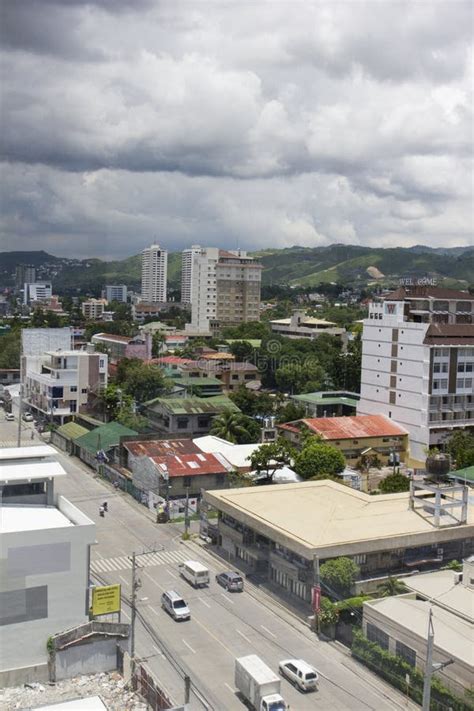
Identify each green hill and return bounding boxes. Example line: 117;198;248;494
1;244;472;294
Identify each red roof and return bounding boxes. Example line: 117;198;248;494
280;415;408;440
150;452;231;477
155;356;197;366
124;439;199;457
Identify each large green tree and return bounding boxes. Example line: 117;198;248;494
229;386;274;418
247;439;294;482
376;577;408;597
446;430;474;470
0;329;21;369
115;358;168;403
320;557;360;598
293;441;345;481
210;409;260;444
275;361;326;394
275;401;305;424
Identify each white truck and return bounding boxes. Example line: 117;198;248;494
235;655;288;711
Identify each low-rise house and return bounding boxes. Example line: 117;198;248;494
270;311;346;340
182;359;261;392
290;391;360;417
170;374;224;398
278;414;408;466
74;421;138;468
362;596;473;697
0;446;95;685
51;421;89;454
91;332;152;363
202;480;474;609
144;394;240;436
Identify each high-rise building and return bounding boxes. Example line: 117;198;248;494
181;245;202;303
357;285;474;462
15;264;36;293
23;282;52;305
104;284;128;303
188;248;262;334
141;244;167;303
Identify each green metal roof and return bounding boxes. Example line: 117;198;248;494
55;422;89;441
146;395;240;415
291;393;359;407
75;421;138;454
448;465;474;483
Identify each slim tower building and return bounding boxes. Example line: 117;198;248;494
181;245;202;304
141;244;167;303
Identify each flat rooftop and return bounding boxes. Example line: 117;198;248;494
364;597;473;667
0;445;57;461
0;460;67;483
0;506;73;534
32;697;107;711
403;569;473;623
204;481;474;557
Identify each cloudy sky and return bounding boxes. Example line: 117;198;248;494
1;0;472;259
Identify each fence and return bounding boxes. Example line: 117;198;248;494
132;662;174;711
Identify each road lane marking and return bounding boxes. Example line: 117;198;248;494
236;629;252;643
182;639;196;654
152;644;164;657
121;609;131;620
168;571;178;579
143;570;165;591
190;616;234;658
199;597;211;608
149;606;159;615
221;593;234;605
260;624;276;638
119;575;129;585
224;683;237;694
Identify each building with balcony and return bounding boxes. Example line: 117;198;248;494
277;414;408;466
202;480;474;611
24;349;108;424
81;298;108;320
0;446;96;686
357;286;474;463
270;311;346;340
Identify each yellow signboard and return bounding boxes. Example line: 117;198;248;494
91;584;121;616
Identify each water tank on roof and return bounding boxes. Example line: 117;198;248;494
425;453;451;483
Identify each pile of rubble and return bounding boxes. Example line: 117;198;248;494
0;672;148;711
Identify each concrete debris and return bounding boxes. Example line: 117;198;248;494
1;672;146;711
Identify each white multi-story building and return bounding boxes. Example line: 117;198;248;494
24;282;52;305
181;245;202;303
141;244;168;303
357;285;474;462
188;248;262;334
24;349;108;424
104;284;128;303
0;446;95;685
270;311;346;340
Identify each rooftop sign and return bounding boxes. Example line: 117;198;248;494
399;277;438;287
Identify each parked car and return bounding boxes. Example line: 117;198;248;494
215;571;244;592
22;413;34;422
161;590;190;621
279;659;319;692
5;413;14;421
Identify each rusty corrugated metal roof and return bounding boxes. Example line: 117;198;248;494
151;451;231;477
280;415;408;440
124;438;199;457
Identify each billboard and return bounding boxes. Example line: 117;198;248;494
91;584;121;616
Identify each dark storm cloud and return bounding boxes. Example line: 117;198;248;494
0;0;472;255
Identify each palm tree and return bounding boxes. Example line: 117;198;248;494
210;409;257;444
376;577;408;597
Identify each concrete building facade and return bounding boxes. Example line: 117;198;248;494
188;248;262;334
104;285;127;303
24;349;108;424
357;286;474;462
0;446;96;686
141;244;167;303
181;245;202;304
270;311;346;340
81;299;107;320
24;282;53;305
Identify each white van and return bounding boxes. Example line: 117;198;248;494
161;590;190;621
279;658;319;692
179;560;210;588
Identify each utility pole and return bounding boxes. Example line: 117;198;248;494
313;555;321;635
184;487;190;537
422;606;454;711
17;339;23;446
130;552;138;679
184;675;191;704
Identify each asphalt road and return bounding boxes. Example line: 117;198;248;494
1;410;417;711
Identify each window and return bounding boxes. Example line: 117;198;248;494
81;388;88;394
395;641;416;666
176;417;189;429
389;391;396;405
366;623;389;650
70;386;77;392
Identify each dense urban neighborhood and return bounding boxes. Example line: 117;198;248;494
1;243;473;711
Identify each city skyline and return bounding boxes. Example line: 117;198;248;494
1;0;472;259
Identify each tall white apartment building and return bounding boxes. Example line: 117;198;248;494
24;349;108;424
181;245;202;303
0;446;95;685
188;248;262;334
81;298;107;320
357;285;474;462
141;244;167;303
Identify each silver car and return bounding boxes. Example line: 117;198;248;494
279;659;319;692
